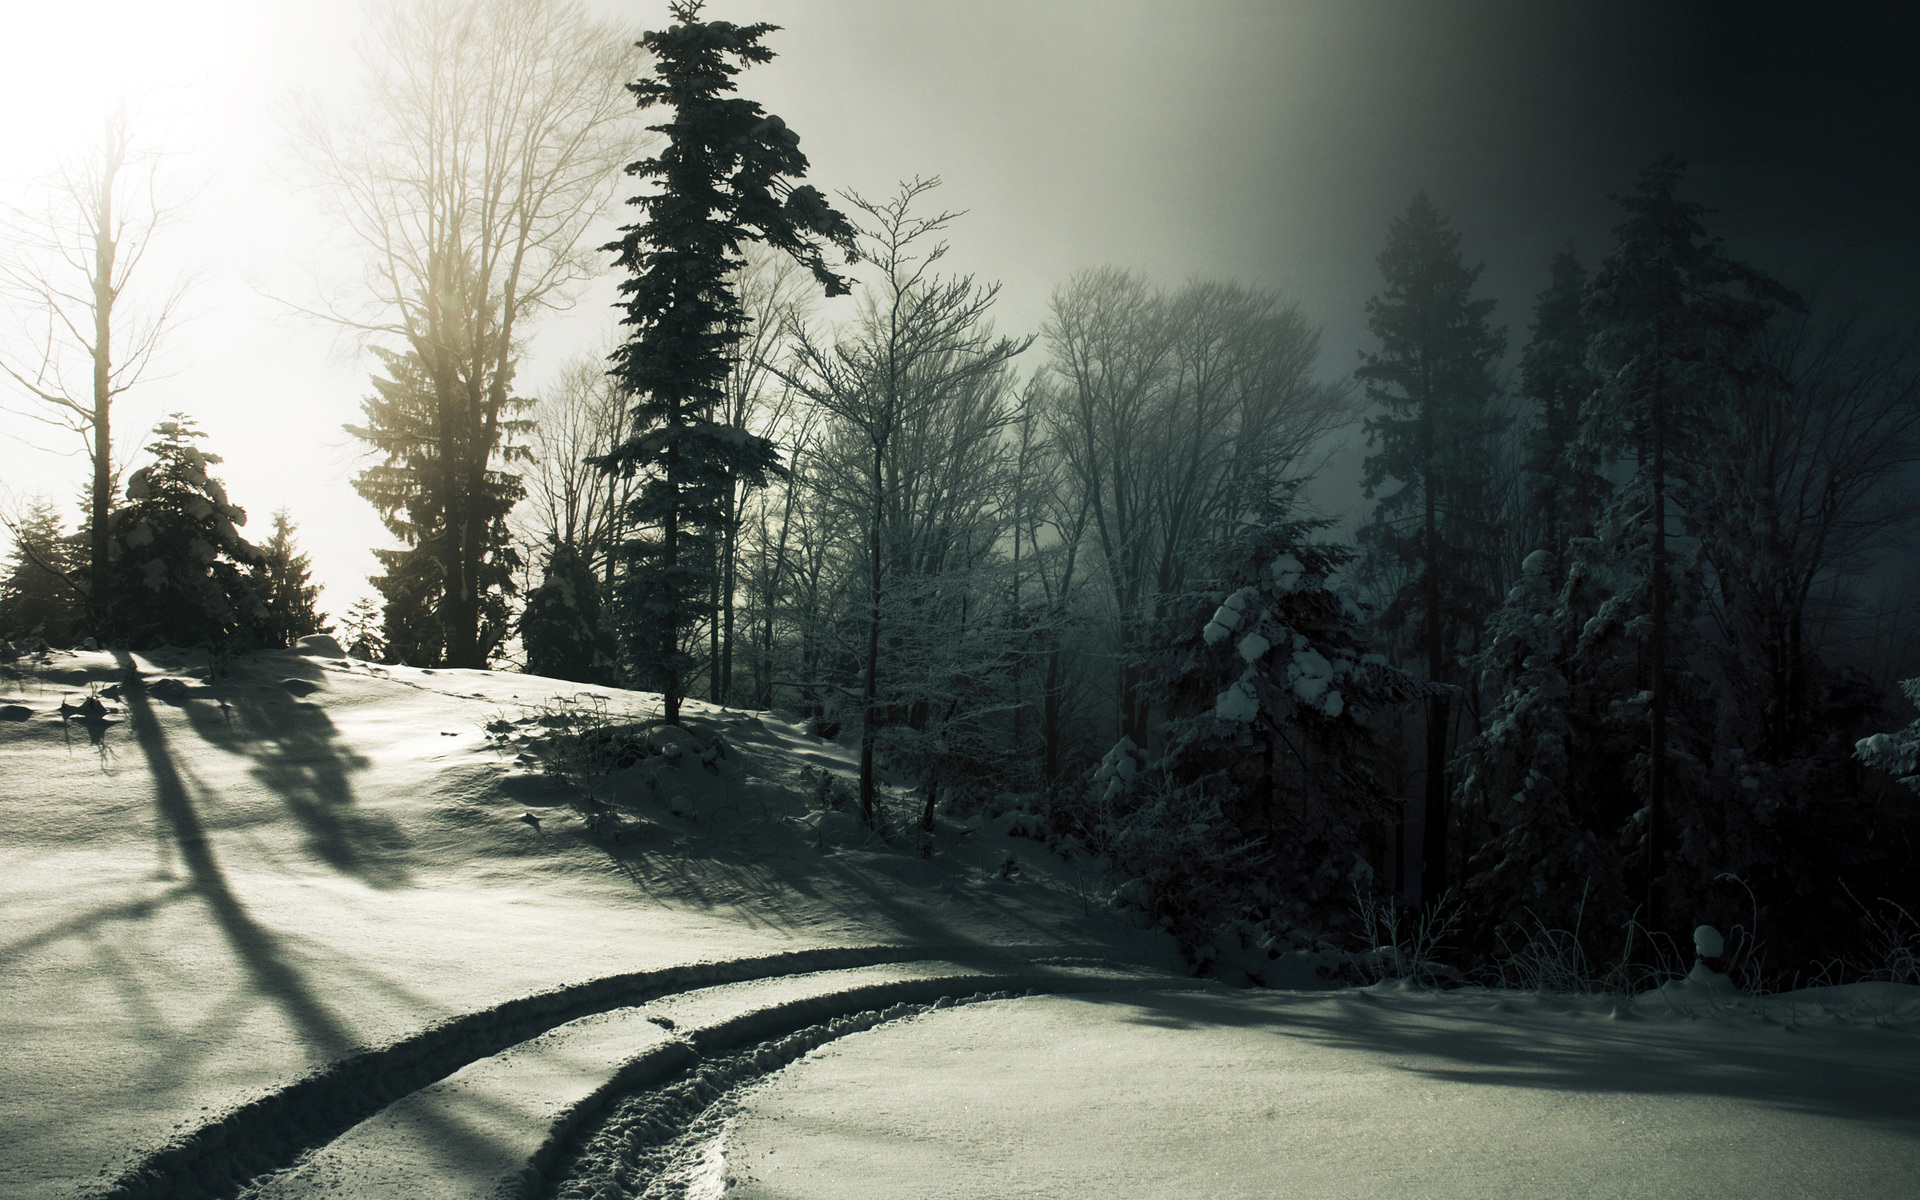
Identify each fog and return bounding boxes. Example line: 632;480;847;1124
2;1;1915;611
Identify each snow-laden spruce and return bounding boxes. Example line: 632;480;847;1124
1079;500;1434;982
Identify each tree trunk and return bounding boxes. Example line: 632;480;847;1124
661;407;682;726
858;441;883;826
721;497;738;704
86;152;119;636
1646;337;1667;934
1421;458;1449;907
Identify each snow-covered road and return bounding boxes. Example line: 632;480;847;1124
716;985;1920;1200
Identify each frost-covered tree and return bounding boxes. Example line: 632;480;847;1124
302;0;643;669
250;510;329;645
1453;548;1629;953
1044;268;1351;746
340;595;386;662
102;416;275;650
1354;193;1508;906
786;179;1026;825
0;107;188;635
1858;681;1920;795
601;0;856;727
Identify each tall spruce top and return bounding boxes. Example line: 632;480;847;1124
606;0;856;415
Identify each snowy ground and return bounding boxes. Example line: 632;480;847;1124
3;644;1917;1199
710;983;1920;1200
0;644;1157;1199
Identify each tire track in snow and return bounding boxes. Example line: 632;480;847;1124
85;944;1125;1200
543;993;1019;1200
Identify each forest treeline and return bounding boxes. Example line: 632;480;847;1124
6;0;1920;985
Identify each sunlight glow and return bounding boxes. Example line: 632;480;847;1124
0;0;251;176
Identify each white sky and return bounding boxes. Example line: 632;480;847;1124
0;0;1790;620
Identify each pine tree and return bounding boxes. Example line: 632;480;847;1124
103;415;275;650
520;541;605;682
1518;248;1602;570
1354;194;1508;906
340;595;386;662
1579;155;1797;933
347;346;529;668
0;500;81;645
601;0;856;726
251;509;329;646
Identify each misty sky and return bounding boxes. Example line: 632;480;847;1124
2;1;1915;617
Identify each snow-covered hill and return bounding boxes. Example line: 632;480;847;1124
0;643;1164;1198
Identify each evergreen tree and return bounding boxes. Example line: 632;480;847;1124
520;541;605;682
1518;248;1602;570
0;500;81;645
1453;549;1630;957
1579;155;1797;933
250;509;330;646
340;595;386;662
1354;193;1508;906
601;0;856;725
347;346;529;668
1091;491;1429;974
102;416;276;650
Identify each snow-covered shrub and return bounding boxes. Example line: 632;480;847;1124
101;416;278;651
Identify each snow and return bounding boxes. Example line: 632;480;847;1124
1236;631;1271;663
3;646;1916;1199
0;647;1161;1198
1202;587;1257;645
715;985;1920;1200
1270;552;1305;592
1215;676;1259;722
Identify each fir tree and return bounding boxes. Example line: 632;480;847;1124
0;500;81;645
340;595;386;662
601;0;856;725
1579;155;1797;933
1093;491;1430;973
251;510;330;646
1354;193;1508;906
520;541;605;683
102;416;275;650
347;346;529;668
1518;248;1602;570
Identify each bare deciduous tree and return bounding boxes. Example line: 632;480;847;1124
0;106;188;626
294;0;647;667
787;178;1032;824
1043;267;1351;744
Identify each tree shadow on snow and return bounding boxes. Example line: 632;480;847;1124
114;654;358;1057
1084;988;1920;1136
168;653;411;889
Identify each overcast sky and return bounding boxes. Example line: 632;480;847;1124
3;1;1916;618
